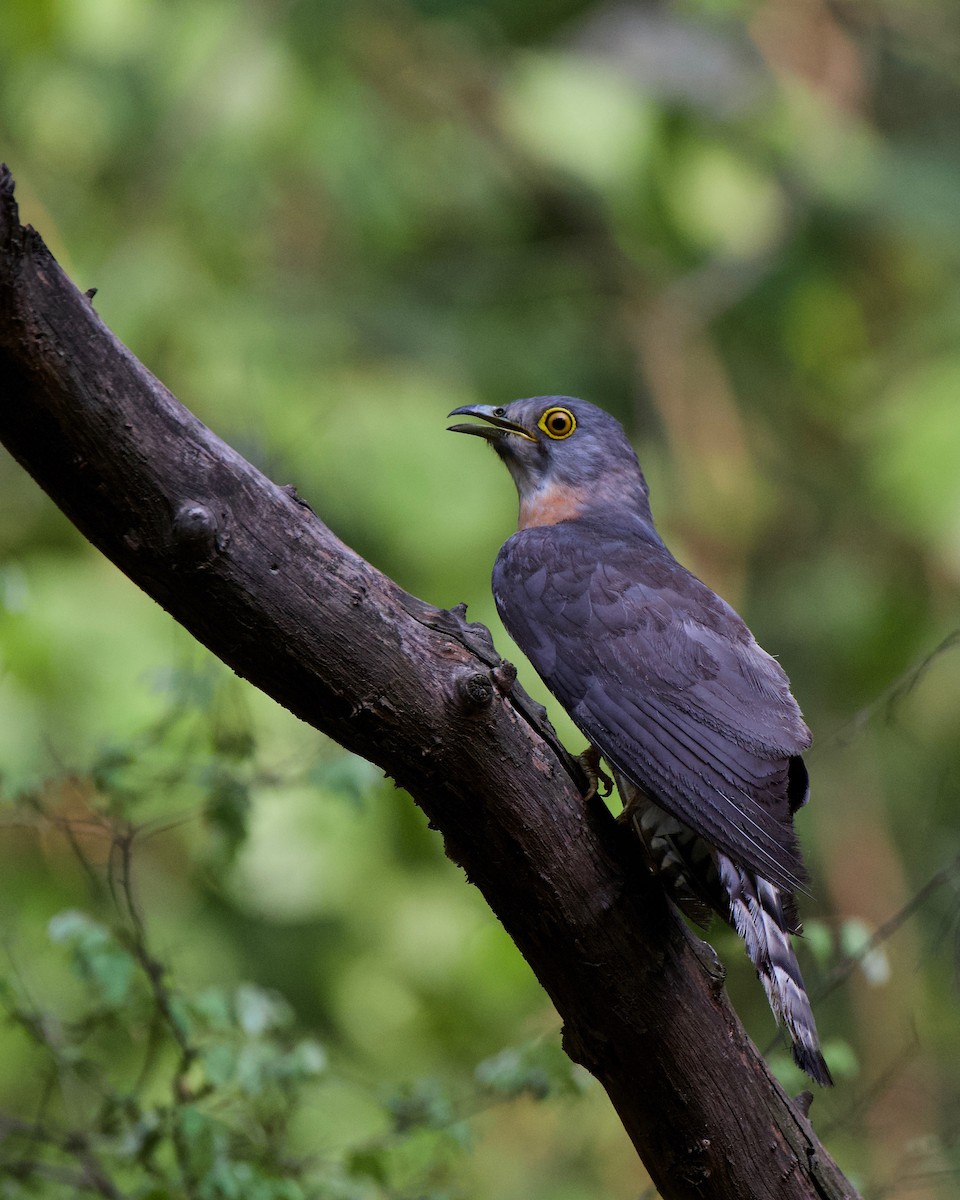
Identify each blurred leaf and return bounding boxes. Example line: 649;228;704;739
382;1078;456;1134
839;918;891;988
500;52;655;193
205;770;252;857
665;137;788;259
801;918;834;970
48;909;135;1008
235;983;293;1038
475;1039;588;1100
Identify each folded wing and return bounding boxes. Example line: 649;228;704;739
493;519;812;894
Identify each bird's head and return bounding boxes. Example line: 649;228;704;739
448;395;652;530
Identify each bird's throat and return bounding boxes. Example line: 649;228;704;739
517;482;589;529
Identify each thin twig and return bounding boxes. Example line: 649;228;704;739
0;1114;129;1199
826;630;960;748
816;855;960;1003
112;826;195;1067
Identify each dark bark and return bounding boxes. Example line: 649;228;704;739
0;165;860;1200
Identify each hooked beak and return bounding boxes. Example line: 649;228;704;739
447;405;537;442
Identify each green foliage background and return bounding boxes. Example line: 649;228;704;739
2;1;960;1196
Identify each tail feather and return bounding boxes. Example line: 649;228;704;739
718;853;832;1087
617;776;832;1087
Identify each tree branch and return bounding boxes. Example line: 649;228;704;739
0;165;860;1200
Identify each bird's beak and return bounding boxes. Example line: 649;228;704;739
447;405;537;442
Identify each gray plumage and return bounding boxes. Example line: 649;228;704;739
449;395;832;1086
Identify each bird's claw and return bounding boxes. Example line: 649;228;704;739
578;745;613;801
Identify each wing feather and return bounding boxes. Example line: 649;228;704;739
494;519;811;892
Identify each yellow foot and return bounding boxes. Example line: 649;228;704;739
577;744;614;801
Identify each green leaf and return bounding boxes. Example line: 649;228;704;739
475;1039;586;1100
48;909;135;1008
201;1041;240;1089
801;918;834;969
190;986;234;1032
204;771;251;854
234;983;292;1037
283;1038;327;1080
382;1079;455;1133
347;1147;389;1186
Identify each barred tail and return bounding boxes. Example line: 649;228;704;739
718;853;833;1087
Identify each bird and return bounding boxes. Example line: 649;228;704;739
448;395;832;1087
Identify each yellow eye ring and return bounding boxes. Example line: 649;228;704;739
537;406;576;440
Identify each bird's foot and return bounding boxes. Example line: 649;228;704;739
614;779;645;824
578;744;613;802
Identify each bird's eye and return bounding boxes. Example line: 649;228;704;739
493;406;506;418
537;406;576;440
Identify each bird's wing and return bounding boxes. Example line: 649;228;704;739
493;523;811;893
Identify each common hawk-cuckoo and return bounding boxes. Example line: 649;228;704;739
448;395;831;1087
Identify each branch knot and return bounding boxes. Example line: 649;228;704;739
455;670;493;710
171;501;222;561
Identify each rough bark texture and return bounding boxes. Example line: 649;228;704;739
0;165;860;1200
